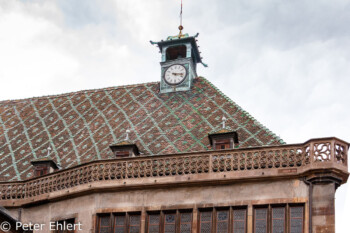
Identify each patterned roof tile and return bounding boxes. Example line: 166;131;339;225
0;77;284;181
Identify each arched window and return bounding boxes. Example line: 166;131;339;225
166;45;187;61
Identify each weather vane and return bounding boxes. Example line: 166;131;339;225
178;0;184;37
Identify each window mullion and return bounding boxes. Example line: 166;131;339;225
212;208;216;233
110;213;113;233
286;205;289;233
126;213;130;233
229;207;233;233
267;205;272;233
161;211;165;233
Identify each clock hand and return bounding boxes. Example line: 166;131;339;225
172;72;184;76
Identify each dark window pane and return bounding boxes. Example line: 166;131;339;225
201;211;212;222
165;224;176;233
99;216;111;233
148;214;160;233
180;213;192;233
149;225;160;233
130;226;140;233
181;223;191;233
272;207;285;233
100;229;111;233
165;214;176;223
116;215;126;226
200;211;212;233
233;209;246;233
101;216;110;227
290;207;303;218
255;208;267;233
164;214;176;233
200;223;211;233
129;215;141;233
290;207;303;233
115;215;126;233
115;227;125;233
217;210;229;233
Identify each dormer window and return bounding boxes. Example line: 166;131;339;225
110;130;140;158
109;142;140;158
166;45;187;61
34;165;49;176
209;131;238;150
208;117;239;150
109;141;140;158
31;158;58;177
214;138;232;150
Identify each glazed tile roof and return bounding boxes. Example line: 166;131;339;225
0;77;284;181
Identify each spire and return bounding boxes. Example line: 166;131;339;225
178;0;184;38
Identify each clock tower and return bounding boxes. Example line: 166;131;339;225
151;28;207;94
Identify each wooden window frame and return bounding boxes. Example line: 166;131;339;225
271;206;286;233
34;165;49;177
146;209;193;233
232;208;247;233
164;211;177;233
97;214;111;233
115;150;131;158
199;208;213;233
254;206;268;233
214;139;232;150
198;206;247;233
180;210;193;233
253;204;304;233
147;211;161;233
97;212;141;233
114;213;127;233
289;206;304;233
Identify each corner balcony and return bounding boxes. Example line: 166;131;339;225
0;137;348;207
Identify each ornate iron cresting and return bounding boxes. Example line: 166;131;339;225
0;138;348;201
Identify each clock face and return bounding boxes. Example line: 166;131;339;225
164;64;187;85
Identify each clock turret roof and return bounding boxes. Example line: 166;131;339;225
150;33;204;65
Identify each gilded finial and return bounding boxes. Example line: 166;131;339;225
179;25;184;38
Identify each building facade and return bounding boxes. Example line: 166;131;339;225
0;32;348;233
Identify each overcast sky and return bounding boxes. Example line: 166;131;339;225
0;0;349;231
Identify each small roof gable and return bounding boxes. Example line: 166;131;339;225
0;77;283;181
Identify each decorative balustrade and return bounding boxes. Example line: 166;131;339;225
0;137;348;201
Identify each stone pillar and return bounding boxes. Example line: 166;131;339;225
306;174;342;233
311;182;335;233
